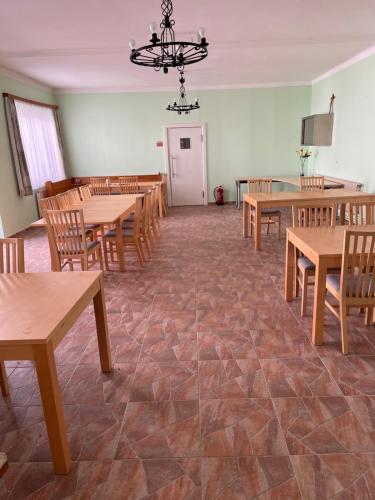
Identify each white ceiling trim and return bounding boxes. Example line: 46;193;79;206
54;80;311;94
0;64;52;91
312;44;375;83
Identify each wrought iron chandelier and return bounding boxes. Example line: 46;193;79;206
166;71;199;114
129;0;208;74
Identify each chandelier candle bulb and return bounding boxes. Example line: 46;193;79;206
129;39;136;50
149;22;158;34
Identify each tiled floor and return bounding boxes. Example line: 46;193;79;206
1;204;375;499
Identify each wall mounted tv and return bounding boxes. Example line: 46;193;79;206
301;113;333;146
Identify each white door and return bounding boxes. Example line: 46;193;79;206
166;126;206;206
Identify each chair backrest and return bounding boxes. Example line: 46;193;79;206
79;184;92;200
90;177;111;195
67;188;81;205
341;230;375;300
247;178;273;194
292;203;337;228
39;196;59;217
45;209;88;257
348;201;375;225
56;191;73;209
118;176;139;194
300;176;325;191
0;238;24;273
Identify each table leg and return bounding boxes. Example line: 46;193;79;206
285;237;294;301
93;276;113;373
243;199;249;237
312;258;328;346
255;205;262;250
33;341;71;474
116;220;125;272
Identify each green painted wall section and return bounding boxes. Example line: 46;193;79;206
56;86;311;202
0;73;55;237
310;54;375;193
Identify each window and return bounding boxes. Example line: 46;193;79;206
14;101;65;190
4;93;66;196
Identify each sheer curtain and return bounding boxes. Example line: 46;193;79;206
14;100;66;190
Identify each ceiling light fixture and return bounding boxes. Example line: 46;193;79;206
129;0;208;74
166;71;199;114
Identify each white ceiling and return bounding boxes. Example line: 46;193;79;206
0;0;375;92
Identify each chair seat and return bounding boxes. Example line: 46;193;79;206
298;256;315;271
261;208;281;216
59;240;100;254
104;228;133;238
327;273;375;296
85;224;100;230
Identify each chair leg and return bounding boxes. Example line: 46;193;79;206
365;307;373;326
103;239;110;271
278;214;281;240
97;247;104;271
135;242;144;268
138;238;146;263
249;208;253;237
295;251;300;298
340;303;349;354
0;362;9;397
301;270;308;317
266;218;271;236
143;235;151;258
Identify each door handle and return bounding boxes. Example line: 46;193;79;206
171;155;177;177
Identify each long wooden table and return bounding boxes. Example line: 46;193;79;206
0;271;112;474
235;175;345;208
243;189;374;250
109;181;164;217
31;195;138;272
285;224;375;347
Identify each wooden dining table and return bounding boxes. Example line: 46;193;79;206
243;189;375;250
0;271;112;474
285;224;375;346
31;194;139;272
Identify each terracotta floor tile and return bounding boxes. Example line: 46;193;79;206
199;359;269;399
130;361;198;401
140;328;198;362
198;330;257;360
117;401;200;458
251;328;317;359
273;396;375;455
322;356;375;395
261;357;343;397
291;453;375;499
200;398;288;457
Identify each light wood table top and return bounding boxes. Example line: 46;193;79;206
0;271;112;474
243;188;373;208
0;272;101;345
285;224;375;347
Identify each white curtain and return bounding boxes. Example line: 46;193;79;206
14;100;66;190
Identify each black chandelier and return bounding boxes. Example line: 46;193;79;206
129;0;208;74
166;71;199;115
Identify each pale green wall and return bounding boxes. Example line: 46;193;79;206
56;86;311;202
310;54;375;193
0;73;56;236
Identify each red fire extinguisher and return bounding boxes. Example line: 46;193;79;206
213;185;224;205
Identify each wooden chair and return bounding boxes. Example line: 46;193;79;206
45;209;103;271
348;201;375;225
299;176;325;191
103;197;145;269
150;186;161;238
118;176;139;194
39;196;59;217
325;230;375;354
292;203;337;316
56;191;73;209
66;188;81;205
0;238;24;397
159;172;168;215
90;177;111;196
247;179;281;239
79;184;92;200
